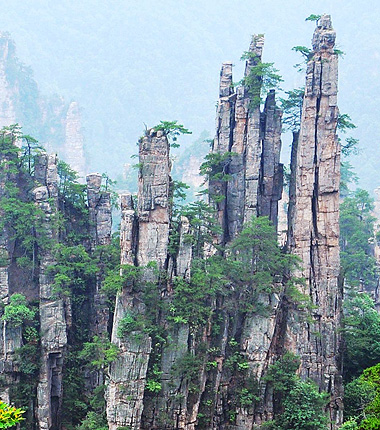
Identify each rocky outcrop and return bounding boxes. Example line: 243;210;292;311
211;35;283;244
286;15;342;428
64;102;86;179
0;132;20;404
0;34;16;129
258;90;283;227
86;173;112;390
107;129;171;430
34;153;69;430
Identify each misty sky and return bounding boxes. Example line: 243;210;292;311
0;0;378;191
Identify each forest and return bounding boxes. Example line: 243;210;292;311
0;10;380;430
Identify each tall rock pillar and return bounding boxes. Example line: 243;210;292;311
107;129;171;430
243;35;265;224
34;153;68;430
287;15;342;427
0;132;22;403
210;62;234;244
212;35;283;243
87;173;112;339
64;102;86;178
0;34;16;128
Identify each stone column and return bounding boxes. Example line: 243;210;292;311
287;15;343;428
107;129;171;430
34;153;68;430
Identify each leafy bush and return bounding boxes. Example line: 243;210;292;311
79;336;119;370
264;352;329;430
0;400;25;428
2;294;35;327
117;312;146;339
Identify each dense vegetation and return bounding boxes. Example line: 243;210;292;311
2;104;380;429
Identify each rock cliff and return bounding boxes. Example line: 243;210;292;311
287;14;343;428
210;35;283;246
34;153;68;430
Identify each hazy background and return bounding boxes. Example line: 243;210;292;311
0;0;378;191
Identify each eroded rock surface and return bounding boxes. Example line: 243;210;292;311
211;35;283;245
34;153;68;430
286;14;343;428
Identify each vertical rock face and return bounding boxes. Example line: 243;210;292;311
34;153;68;430
86;173;112;389
87;173;112;249
0;34;16;128
64;102;86;179
210;62;235;244
287;14;342;428
107;193;143;430
258;90;283;227
0;133;20;404
211;35;283;244
243;35;265;225
107;129;171;430
137;129;171;267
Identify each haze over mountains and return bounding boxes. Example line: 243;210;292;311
0;0;378;191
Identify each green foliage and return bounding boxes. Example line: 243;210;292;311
20;134;42;175
117;311;146;339
240;50;283;108
276;381;329;430
292;46;313;61
57;160;88;214
305;14;321;22
146;379;162;393
280;88;304;132
79;336;119;370
172;353;204;393
181;201;222;258
344;377;376;421
0;401;25;428
167;180;191;257
15;343;40;376
227;217;300;311
101;173;119;209
62;352;88;428
338;114;360;157
172;180;190;202
101;264;141;300
334;48;346;58
343;364;380;429
340;161;359;198
77;411;107;430
342;137;360;157
343;293;380;379
169;257;227;327
152;120;191;148
338;113;357;133
264;352;300;392
264;352;329;430
237;377;260;408
48;244;98;297
168;217;300;331
0;144;51;269
199;152;236;183
340;419;359;430
2;294;35;327
292;46;314;72
340;189;377;291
